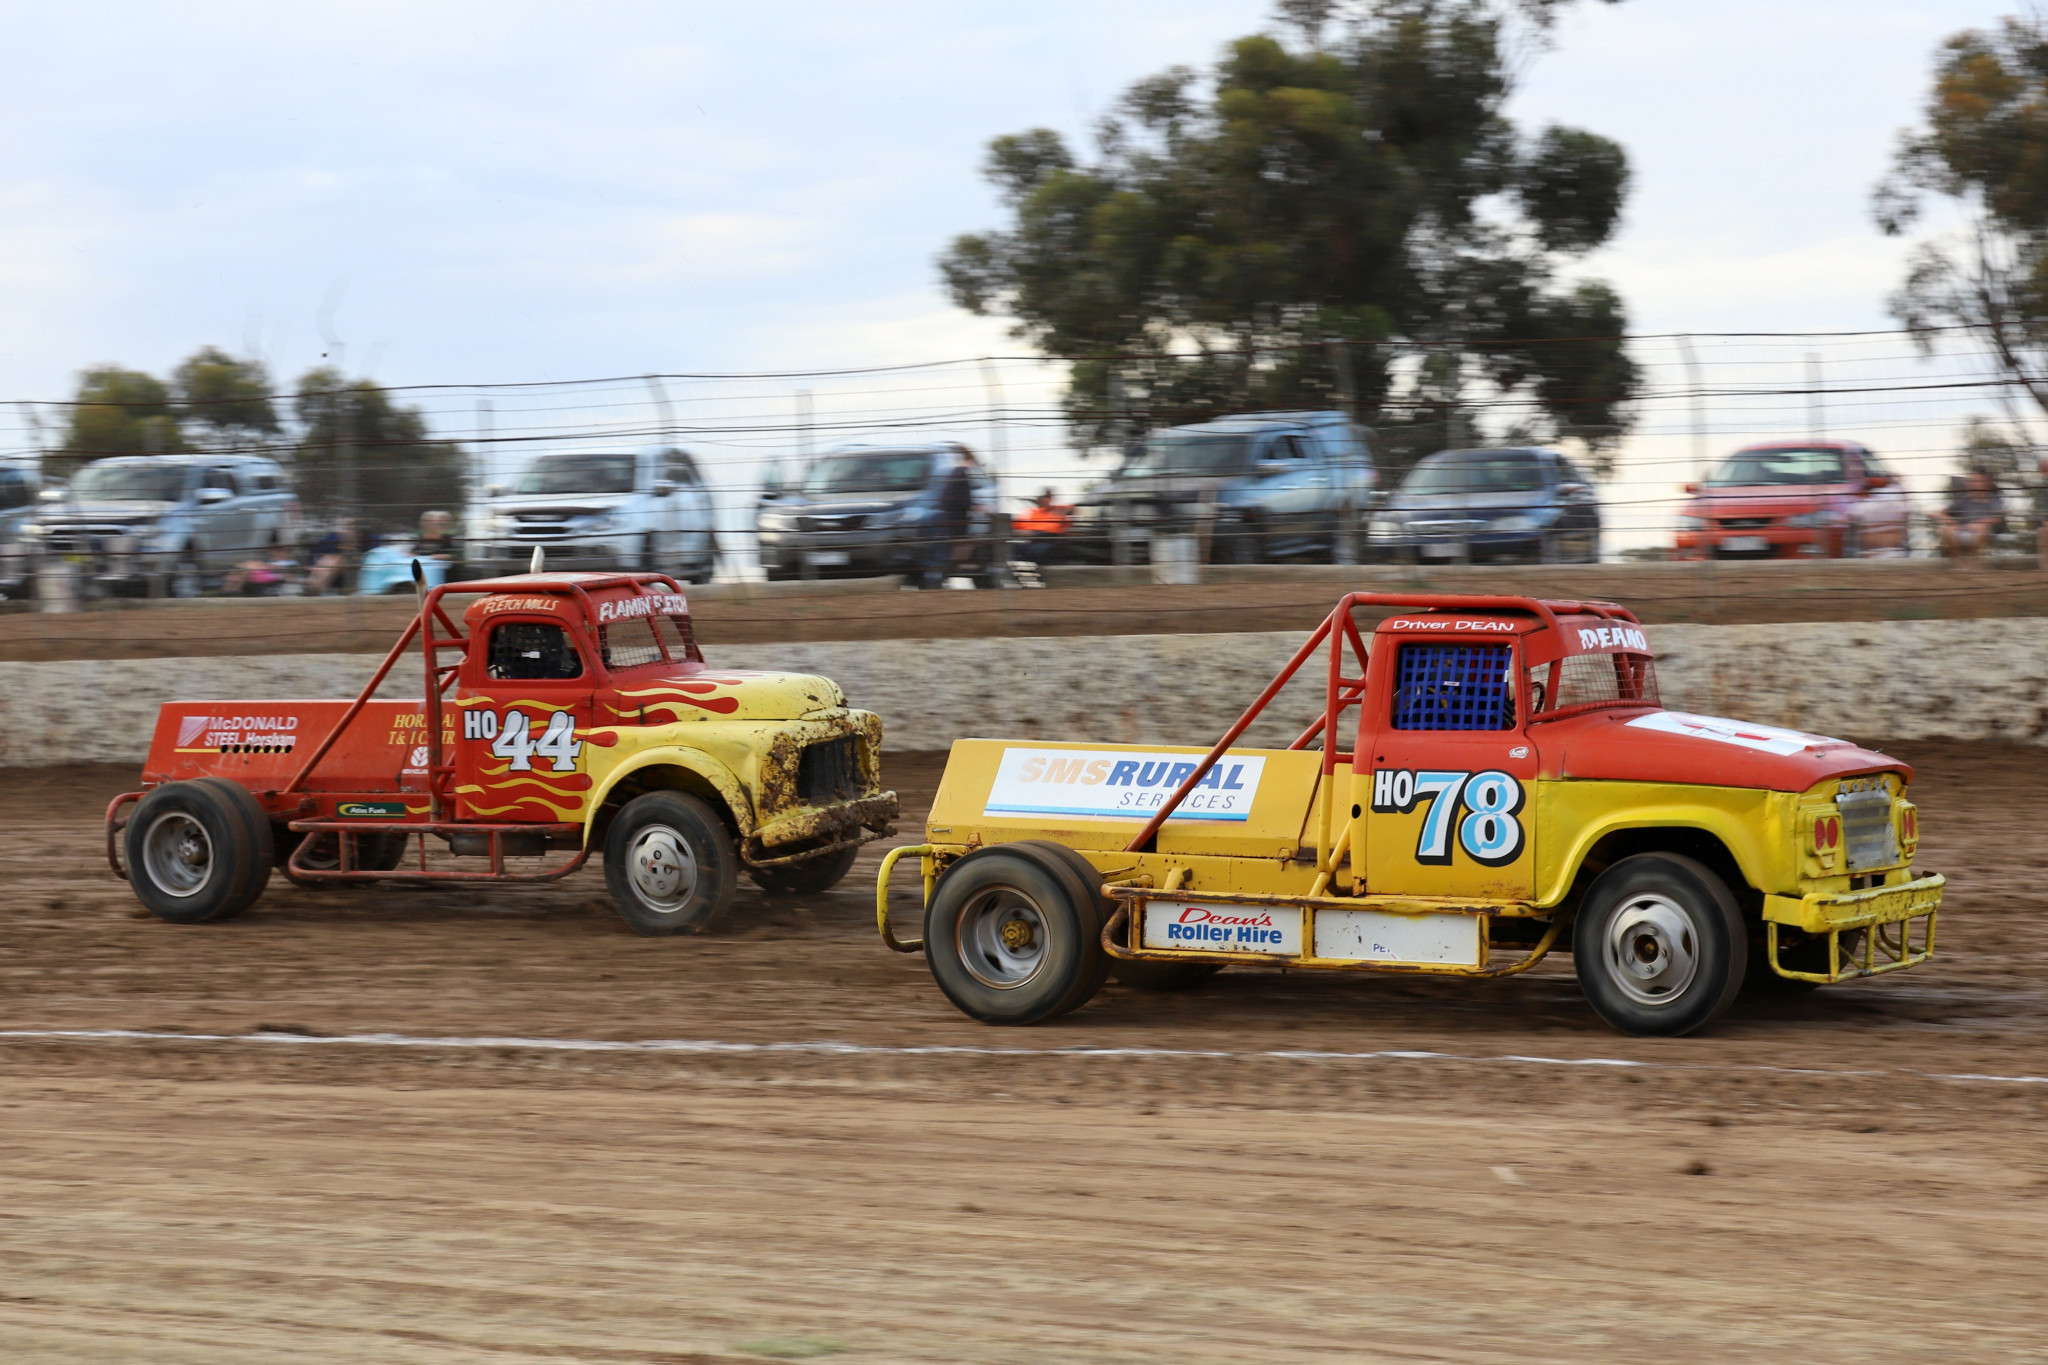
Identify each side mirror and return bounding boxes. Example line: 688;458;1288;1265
652;479;676;498
1682;481;1700;495
38;487;62;503
1864;473;1894;491
483;483;503;498
198;487;232;505
1557;482;1591;498
1253;459;1291;477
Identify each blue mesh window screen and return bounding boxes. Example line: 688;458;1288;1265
1392;643;1516;730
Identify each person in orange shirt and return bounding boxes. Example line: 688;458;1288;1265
1013;488;1072;565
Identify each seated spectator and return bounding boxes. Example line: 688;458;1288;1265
1012;488;1073;565
1934;470;2004;559
416;509;455;560
303;520;363;596
222;541;300;597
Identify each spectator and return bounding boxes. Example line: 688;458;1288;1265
416;509;455;560
922;448;978;589
1934;469;2004;559
303;520;364;596
223;540;300;597
1013;488;1073;566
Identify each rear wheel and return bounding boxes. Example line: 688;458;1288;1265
1574;853;1746;1036
125;780;273;923
749;843;861;896
603;791;738;934
924;843;1108;1025
279;829;409;886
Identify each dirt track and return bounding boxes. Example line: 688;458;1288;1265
4;745;2048;1362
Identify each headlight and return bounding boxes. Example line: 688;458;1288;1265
1368;518;1401;539
575;513;617;532
1488;514;1539;533
1784;510;1836;528
757;510;790;532
1677;514;1706;530
22;523;45;538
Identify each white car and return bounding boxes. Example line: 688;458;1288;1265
465;446;718;583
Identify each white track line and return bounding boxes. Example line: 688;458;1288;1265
0;1027;2043;1087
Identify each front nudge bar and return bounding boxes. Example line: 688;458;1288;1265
875;844;931;954
1763;873;1943;983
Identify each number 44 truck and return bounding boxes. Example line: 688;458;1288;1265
111;568;898;931
879;592;1944;1036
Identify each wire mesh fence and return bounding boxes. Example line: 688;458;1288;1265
1;325;2042;610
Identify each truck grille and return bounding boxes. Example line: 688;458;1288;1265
509;514;575;541
797;513;867;532
1839;779;1899;873
797;736;862;805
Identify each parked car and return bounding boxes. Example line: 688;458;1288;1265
1368;446;1601;563
464;446;718;583
28;454;301;596
0;465;41;599
1674;440;1910;559
1063;411;1377;565
754;442;998;582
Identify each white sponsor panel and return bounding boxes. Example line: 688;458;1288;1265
1574;624;1650;653
1314;909;1482;966
983;747;1266;822
1627;710;1832;757
594;593;688;623
1143;902;1302;954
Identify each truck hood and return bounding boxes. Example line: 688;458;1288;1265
1533;706;1909;793
490;494;628;518
606;669;849;725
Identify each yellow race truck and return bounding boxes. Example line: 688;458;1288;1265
878;592;1941;1037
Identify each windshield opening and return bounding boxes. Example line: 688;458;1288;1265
1705;447;1846;487
515;454;638;496
1125;433;1254;477
802;452;932;496
70;463;190;502
1401;452;1545;496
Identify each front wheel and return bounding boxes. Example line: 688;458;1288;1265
749;843;860;896
924;843;1108;1025
1573;853;1746;1036
603;791;738;934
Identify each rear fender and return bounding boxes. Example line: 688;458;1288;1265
586;747;754;847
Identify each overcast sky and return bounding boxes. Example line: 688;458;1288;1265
0;0;2008;407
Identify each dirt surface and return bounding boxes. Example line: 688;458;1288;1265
9;558;2048;660
4;745;2048;1362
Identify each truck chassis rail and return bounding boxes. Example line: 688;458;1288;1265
284;819;592;884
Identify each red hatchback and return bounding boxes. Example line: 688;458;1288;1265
1674;441;1911;560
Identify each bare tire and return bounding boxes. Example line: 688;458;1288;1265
125;780;272;923
924;844;1108;1026
1574;853;1746;1037
278;829;409;887
1111;960;1224;992
603;791;738;935
749;843;861;896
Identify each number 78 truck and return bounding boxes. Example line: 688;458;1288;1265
110;568;898;931
879;592;1943;1036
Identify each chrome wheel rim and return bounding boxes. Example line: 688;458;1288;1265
957;886;1050;989
1604;892;1700;1005
142;811;214;898
628;825;697;913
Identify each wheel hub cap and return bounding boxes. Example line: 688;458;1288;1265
1604;893;1700;1005
960;889;1049;989
628;827;697;912
142;812;213;898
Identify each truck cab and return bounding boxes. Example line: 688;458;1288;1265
115;570;896;934
888;592;1941;1037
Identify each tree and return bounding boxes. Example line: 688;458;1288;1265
1875;11;2048;439
290;368;467;533
50;366;185;481
939;0;1636;476
173;348;281;448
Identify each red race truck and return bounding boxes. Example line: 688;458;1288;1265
109;568;898;932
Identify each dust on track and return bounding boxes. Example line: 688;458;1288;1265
2;744;2046;1363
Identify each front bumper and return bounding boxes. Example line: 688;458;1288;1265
1762;872;1943;982
1674;526;1841;560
